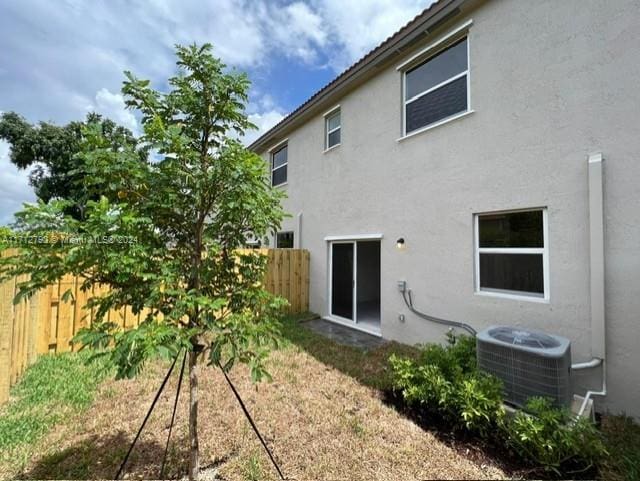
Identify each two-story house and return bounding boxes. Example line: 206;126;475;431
249;0;640;417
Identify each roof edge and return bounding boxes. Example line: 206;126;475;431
249;0;466;153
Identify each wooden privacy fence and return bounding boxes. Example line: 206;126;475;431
0;248;309;403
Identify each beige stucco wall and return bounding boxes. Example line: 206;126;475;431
260;0;640;416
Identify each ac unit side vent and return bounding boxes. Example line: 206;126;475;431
477;326;572;407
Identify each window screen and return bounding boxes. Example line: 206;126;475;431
404;37;468;134
271;144;287;186
479;210;544;248
479;253;544;295
326;110;341;149
406;76;467;134
476;210;547;298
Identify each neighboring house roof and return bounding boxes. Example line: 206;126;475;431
249;0;468;153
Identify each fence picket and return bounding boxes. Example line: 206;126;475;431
0;250;14;403
0;248;310;403
38;285;52;354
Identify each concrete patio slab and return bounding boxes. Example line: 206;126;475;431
302;318;387;350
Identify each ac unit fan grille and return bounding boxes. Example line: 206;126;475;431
476;326;572;408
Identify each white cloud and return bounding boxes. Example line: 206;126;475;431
0;0;436;224
0;0;433;128
90;88;139;134
0;0;434;160
287;3;328;46
0;140;36;226
0;0;343;125
243;110;286;146
315;0;430;71
143;0;267;67
267;2;328;63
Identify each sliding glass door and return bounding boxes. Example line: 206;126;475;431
329;240;381;330
330;242;354;320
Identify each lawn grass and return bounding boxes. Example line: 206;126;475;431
281;314;640;481
1;323;502;480
279;312;421;391
0;350;112;469
2;314;637;480
600;414;640;481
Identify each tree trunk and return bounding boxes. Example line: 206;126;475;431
188;350;200;481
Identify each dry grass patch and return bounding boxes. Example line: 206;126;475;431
2;343;505;480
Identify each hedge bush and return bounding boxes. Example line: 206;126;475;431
505;397;607;474
389;332;608;474
389;331;504;437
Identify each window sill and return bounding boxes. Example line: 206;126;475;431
272;182;288;189
323;143;341;154
397;110;474;142
474;289;549;304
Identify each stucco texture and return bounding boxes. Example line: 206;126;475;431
261;0;640;417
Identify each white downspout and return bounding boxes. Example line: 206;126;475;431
588;153;606;360
294;212;303;248
572;153;607;416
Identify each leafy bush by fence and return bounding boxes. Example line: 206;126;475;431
0;248;309;404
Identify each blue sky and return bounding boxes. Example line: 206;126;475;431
0;0;433;225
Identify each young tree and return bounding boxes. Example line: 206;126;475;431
0;112;145;219
0;226;13;249
0;44;286;480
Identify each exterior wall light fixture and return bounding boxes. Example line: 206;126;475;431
396;237;406;250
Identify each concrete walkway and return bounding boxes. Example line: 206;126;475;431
303;318;387;350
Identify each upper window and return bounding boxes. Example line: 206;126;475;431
475;209;548;300
276;231;294;248
271;144;287;187
325;109;341;149
404;37;469;135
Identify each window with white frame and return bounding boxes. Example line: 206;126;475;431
271;144;287;186
475;209;548;300
325;109;341;149
403;37;469;135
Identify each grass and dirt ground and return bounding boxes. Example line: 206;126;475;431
0;313;638;480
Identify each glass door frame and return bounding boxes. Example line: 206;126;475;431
328;240;357;323
325;233;384;337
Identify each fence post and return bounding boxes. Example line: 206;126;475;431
37;285;52;355
302;250;310;312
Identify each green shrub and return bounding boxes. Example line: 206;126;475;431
389;333;608;475
389;332;504;436
456;374;504;434
0;226;13;250
503;397;608;474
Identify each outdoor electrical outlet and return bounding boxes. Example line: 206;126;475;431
397;280;407;292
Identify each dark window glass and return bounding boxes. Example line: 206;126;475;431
405;75;467;133
328;129;341;148
276;231;294;248
479;211;543;248
272;145;287;168
272;165;287;186
480;253;544;295
405;38;468;100
331;243;354;320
